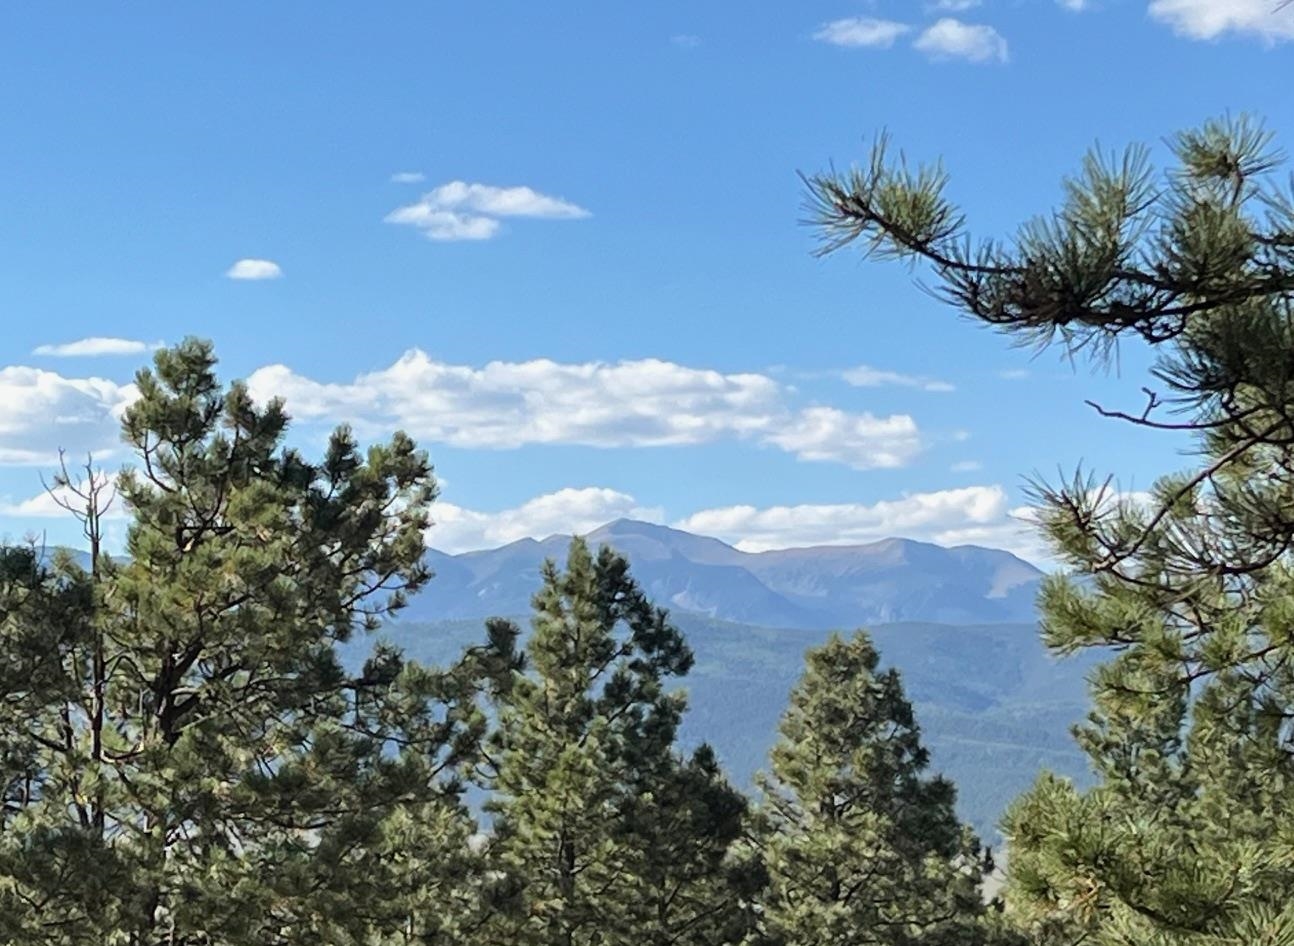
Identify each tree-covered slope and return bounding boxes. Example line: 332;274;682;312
351;614;1098;842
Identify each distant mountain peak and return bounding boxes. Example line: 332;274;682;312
409;520;1042;628
587;517;675;537
459;535;540;558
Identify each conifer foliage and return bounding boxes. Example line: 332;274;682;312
0;340;490;945
752;631;998;946
806;115;1294;945
481;539;752;946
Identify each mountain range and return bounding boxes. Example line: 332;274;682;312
374;521;1092;841
43;521;1091;840
412;519;1045;628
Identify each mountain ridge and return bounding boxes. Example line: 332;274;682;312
412;518;1044;629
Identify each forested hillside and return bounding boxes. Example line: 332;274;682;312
355;614;1097;841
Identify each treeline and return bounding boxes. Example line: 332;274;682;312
0;342;1006;945
6;114;1294;945
0;341;1009;946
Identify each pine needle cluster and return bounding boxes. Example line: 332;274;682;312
807;115;1294;946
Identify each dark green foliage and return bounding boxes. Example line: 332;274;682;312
480;539;753;946
0;340;492;945
751;631;1000;946
808;116;1294;944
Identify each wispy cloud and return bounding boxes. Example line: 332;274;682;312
246;351;923;471
391;211;500;241
1058;0;1090;10
0;350;925;475
932;0;982;10
386;181;590;242
670;33;702;47
424;483;1045;564
813;17;912;48
844;365;955;393
951;460;983;472
226;259;283;280
33;337;162;358
675;485;1046;562
914;18;1009;61
1148;0;1294;41
390;171;426;184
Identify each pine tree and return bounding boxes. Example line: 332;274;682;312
0;340;495;945
752;631;996;946
804;116;1294;944
621;743;758;946
481;538;751;946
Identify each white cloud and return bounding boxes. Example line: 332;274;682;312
388;210;501;242
933;0;982;10
674;485;1048;563
226;259;283;281
763;407;920;470
1148;0;1294;41
914;18;1009;61
427;484;1051;563
1058;0;1090;10
844;364;955;393
0;351;925;477
0;366;136;466
422;181;590;219
390;171;426;184
245;351;923;470
814;17;912;48
671;33;702;47
386;181;590;242
429;487;664;553
951;460;983;472
998;368;1031;380
33;338;162;358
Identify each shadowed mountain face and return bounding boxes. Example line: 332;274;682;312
410;519;1045;628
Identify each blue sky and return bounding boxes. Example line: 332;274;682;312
1;0;1290;564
